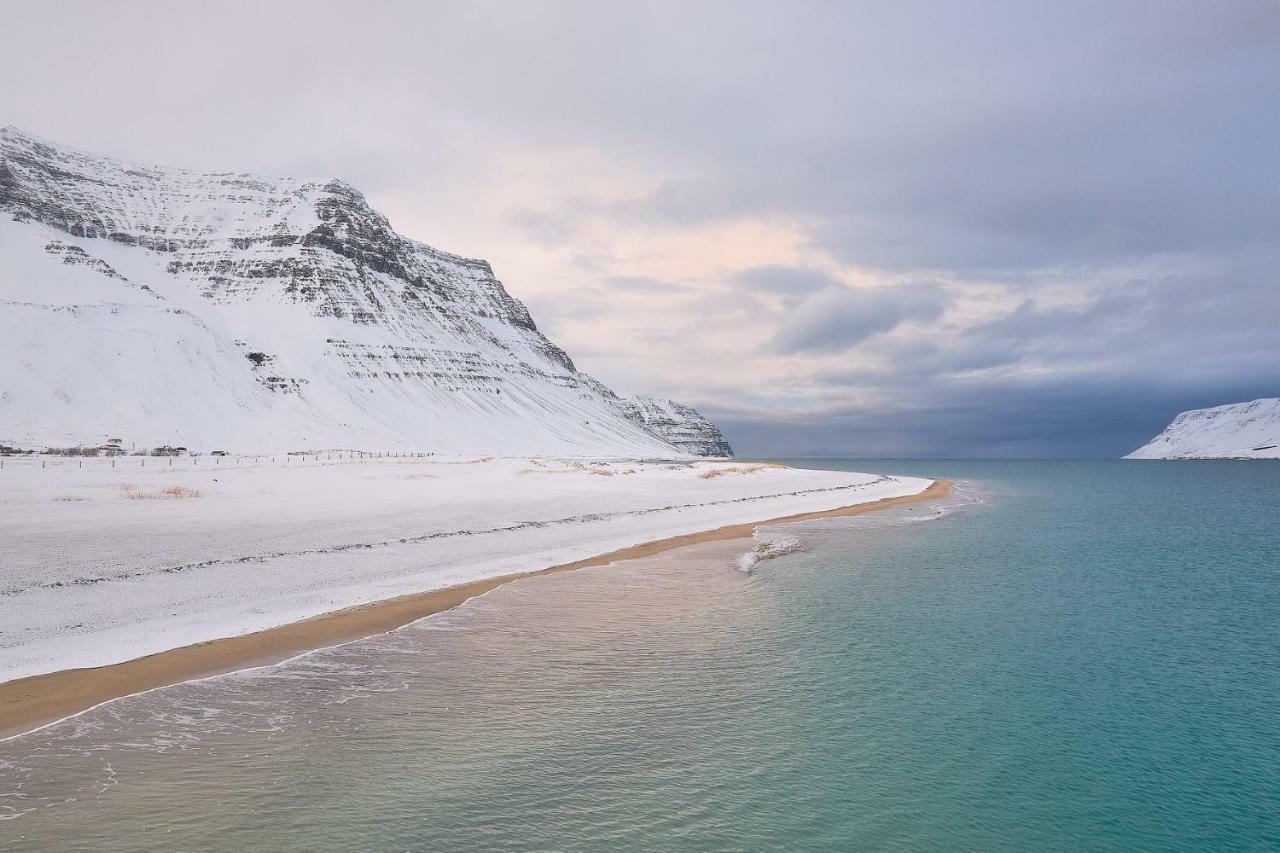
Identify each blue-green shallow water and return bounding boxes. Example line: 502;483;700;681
2;460;1278;851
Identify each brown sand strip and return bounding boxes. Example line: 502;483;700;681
0;479;949;739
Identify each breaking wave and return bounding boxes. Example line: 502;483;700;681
734;528;803;573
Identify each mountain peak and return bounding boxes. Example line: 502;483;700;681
0;131;729;456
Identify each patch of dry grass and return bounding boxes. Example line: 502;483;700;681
517;466;633;477
119;484;203;500
52;494;88;502
698;464;777;479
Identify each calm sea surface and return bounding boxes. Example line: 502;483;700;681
2;460;1278;851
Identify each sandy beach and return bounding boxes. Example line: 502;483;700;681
0;456;942;738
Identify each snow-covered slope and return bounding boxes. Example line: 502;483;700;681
1125;399;1280;459
619;395;733;457
0;126;723;456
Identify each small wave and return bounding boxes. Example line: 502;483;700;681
833;480;987;529
734;528;803;573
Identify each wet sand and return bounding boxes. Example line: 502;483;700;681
0;479;948;739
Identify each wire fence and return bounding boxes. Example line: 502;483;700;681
0;451;436;472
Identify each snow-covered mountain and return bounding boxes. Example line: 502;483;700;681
0;126;731;456
1125;399;1280;459
618;396;733;457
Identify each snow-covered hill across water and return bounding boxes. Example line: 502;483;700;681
0;126;731;456
1125;398;1280;459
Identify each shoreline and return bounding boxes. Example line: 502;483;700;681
0;479;949;740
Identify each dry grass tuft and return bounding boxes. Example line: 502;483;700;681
699;464;776;479
518;465;630;477
52;494;89;502
162;485;202;498
119;484;203;500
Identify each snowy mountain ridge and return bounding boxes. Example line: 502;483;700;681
0;126;731;456
618;396;734;457
1125;398;1280;459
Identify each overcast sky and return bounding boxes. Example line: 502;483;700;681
5;1;1277;457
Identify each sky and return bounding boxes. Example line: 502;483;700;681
3;1;1277;457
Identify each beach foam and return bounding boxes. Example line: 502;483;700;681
734;528;804;573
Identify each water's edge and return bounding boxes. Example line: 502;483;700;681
0;480;949;741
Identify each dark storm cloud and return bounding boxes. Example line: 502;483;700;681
719;258;1280;457
716;372;1280;460
771;283;950;355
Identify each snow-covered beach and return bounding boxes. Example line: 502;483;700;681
0;454;936;735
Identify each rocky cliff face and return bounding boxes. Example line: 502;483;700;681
1125;398;1280;459
619;396;733;457
0;127;728;455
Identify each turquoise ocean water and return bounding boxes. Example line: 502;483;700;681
2;460;1278;850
